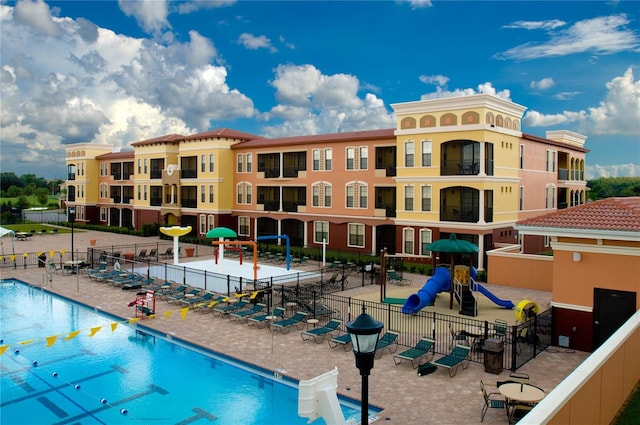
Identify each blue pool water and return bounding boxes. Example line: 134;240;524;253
0;279;366;424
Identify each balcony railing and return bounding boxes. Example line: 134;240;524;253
558;168;569;180
150;197;162;207
181;170;197;179
181;198;197;208
441;207;479;222
264;168;280;178
261;200;279;211
282;167;299;178
150;170;162;179
67;173;75;181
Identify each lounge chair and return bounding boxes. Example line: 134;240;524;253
247;307;285;328
192;295;229;313
328;333;352;350
303;302;339;319
92;269;120;282
270;311;308;334
180;291;216;307
155;284;186;299
120;276;155;290
135;249;148;261
432;344;471;377
84;262;106;277
167;288;201;304
112;274;144;288
147;248;158;261
229;303;266;323
213;299;250;316
160;247;173;259
301;319;342;343
107;273;137;286
393;337;435;368
375;331;400;359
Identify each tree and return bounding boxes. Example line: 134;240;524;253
587;177;640;201
6;185;22;197
35;188;49;207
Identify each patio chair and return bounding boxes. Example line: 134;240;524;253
508;372;530;384
248;307;285;328
432;344;471;377
48;262;62;274
270;311;308;334
481;380;506;422
494;319;508;339
112;274;144;288
393;337;435;368
160;247;173;259
375;331;399;359
84;261;106;277
92;269;120;282
328;333;352;350
388;270;412;286
213;299;250;316
167;288;201;304
191;295;229;313
448;322;468;349
508;403;533;425
301;319;342;343
147;248;158;260
229;303;266;323
121;277;155;291
107;273;137;286
155;284;187;299
135;249;148;261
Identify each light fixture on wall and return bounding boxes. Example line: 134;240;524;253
572;252;581;262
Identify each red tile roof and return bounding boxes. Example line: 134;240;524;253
130;134;186;146
96;151;134;160
183;128;260;141
517;197;640;232
231;128;395;149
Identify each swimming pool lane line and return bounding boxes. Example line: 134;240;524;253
4;351;109;424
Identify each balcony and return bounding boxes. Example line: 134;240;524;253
181;169;197;179
150;170;163;179
67;173;76;181
181;198;197;208
264;168;280;178
441;206;479;223
261;200;279;211
558;168;569;181
150;197;162;207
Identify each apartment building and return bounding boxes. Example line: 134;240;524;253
65;94;588;270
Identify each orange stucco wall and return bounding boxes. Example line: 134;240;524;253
546;321;640;425
487;250;553;291
553;250;640;309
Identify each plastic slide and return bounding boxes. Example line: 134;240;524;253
473;283;515;309
402;267;450;314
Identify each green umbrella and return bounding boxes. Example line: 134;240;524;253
427;233;479;253
205;227;238;239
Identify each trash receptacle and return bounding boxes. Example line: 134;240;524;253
483;338;504;374
38;253;47;267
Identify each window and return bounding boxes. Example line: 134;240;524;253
313;150;321;170
324;185;332;207
519;145;524;169
247;154;252;172
420;229;432;256
137;159;142;174
314;221;329;244
359;147;368;170
348;223;365;248
201;155;206;173
237;184;244;204
246;185;252;204
546;150;556;172
200;215;206;234
237;183;252;204
144;185;147;201
209;185;214;203
546;185;555;209
403;228;414;255
208;215;215;231
421;186;432;211
519;186;524;211
237;154;243;172
421;140;432;166
100;207;107;222
209;154;215;172
346;147;355;170
346;183;366;208
405;141;414;167
137;185;140;200
144;158;148;174
201;185;206;203
404;185;414;211
238;216;250;236
312;185;319;207
100;183;108;199
325;149;332;170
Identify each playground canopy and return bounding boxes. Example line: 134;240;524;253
428;233;479;310
0;226;15;255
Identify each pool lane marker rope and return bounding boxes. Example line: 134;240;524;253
0;304;197;356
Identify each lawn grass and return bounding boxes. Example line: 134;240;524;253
3;224;71;234
613;383;640;425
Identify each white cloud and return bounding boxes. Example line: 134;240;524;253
502;19;566;31
396;0;432;9
553;91;581;100
0;2;255;157
586;163;639;179
264;64;394;137
530;77;555;90
175;0;236;14
497;15;639;60
421;82;511;100
524;67;639;136
238;33;277;52
419;74;449;86
13;0;60;36
118;0;170;35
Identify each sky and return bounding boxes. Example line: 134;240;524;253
1;0;639;180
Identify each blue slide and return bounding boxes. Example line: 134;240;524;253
473;282;515;309
402;267;450;314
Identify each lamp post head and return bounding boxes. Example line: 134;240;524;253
346;305;383;376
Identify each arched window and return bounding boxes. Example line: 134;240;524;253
420;115;436;127
462;111;479;125
401;117;416;129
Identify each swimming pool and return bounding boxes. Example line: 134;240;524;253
0;279;365;424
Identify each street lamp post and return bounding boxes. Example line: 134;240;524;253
68;206;76;263
346;305;383;425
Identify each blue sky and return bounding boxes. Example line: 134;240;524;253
1;0;638;180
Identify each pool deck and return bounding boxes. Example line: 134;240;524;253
0;230;589;424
